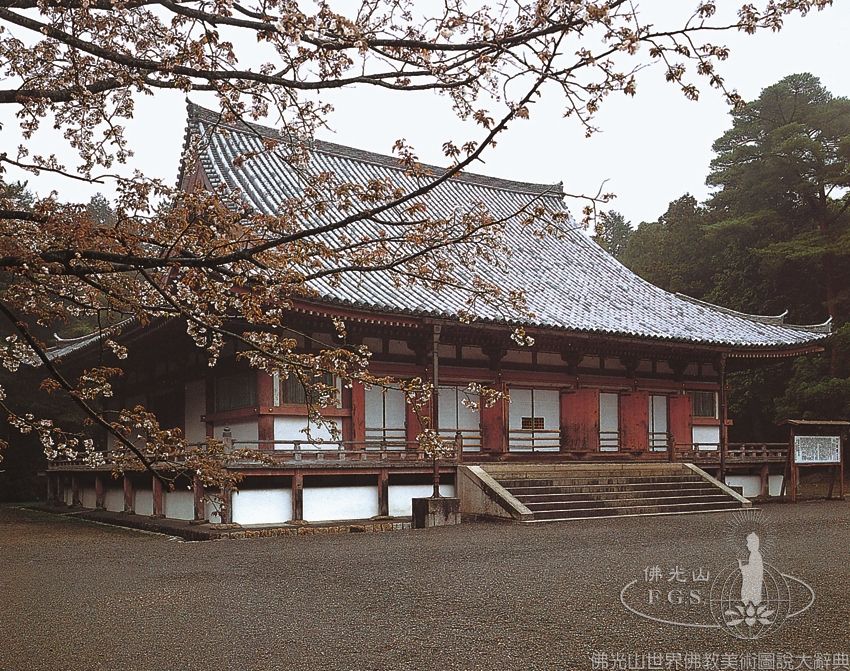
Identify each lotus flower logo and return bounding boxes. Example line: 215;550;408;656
724;601;775;628
620;510;815;640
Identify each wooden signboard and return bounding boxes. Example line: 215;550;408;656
783;421;847;503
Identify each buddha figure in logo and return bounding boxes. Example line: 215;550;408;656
738;532;764;606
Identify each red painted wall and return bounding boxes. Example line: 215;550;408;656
619;391;649;452
560;388;600;452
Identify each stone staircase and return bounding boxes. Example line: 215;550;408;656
467;463;750;522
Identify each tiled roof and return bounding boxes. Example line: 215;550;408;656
181;103;830;350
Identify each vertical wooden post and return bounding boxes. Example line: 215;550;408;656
151;475;164;517
405;401;427;449
94;474;105;509
291;472;304;522
378;469;389;517
46;473;57;505
122;474;135;514
192;475;205;521
619;391;649;454
481;379;507;454
257;371;275;450
70;475;81;507
219;487;233;524
350;382;366;448
431;324;441;432
759;463;770;499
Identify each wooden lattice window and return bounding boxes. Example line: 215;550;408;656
521;416;545;430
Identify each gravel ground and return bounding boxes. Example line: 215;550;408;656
1;502;848;671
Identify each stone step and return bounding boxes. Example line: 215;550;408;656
487;468;689;480
523;494;734;512
505;481;711;496
513;487;722;503
522;507;746;523
530;500;743;520
495;475;705;489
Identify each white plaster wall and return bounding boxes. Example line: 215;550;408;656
692;426;720;449
508;388;531;429
81;486;96;509
64;485;73;506
769;475;785;497
725;475;761;498
508;388;559;451
231;489;292;525
104;487;124;512
503;350;532;364
184;379;207;444
215;420;258;446
536;352;562;367
303;485;379;522
165;490;194;520
649;395;668;449
599;392;619;451
460;346;487;361
204;499;222;524
135;488;153;516
388;484;456;517
273;416;342;448
365;385;406;444
388;339;412;356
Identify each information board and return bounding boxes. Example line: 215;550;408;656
794;435;841;464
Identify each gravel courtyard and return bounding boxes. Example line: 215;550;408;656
1;503;848;671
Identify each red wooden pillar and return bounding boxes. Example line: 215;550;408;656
94;474;106;510
668;394;692;458
349;382;366;448
71;475;82;507
291;472;304;522
122;474;135;514
257;372;275;450
620;391;649;454
560;388;600;453
481;381;507;454
406;400;429;449
377;469;389;517
192;475;205;521
151;476;164;517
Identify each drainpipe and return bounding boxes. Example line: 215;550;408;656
432;324;441;498
719;353;728;481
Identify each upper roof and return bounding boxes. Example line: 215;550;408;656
179;102;830;351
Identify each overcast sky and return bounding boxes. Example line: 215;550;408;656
3;2;849;226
